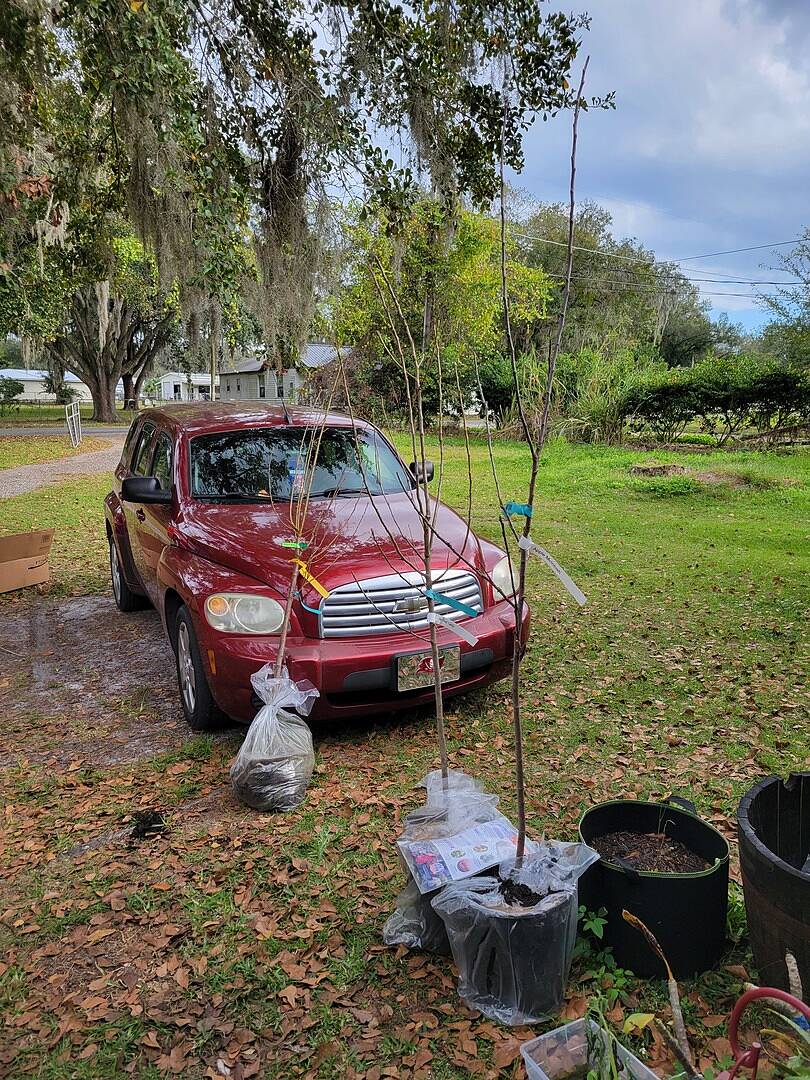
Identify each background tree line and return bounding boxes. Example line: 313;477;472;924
0;0;595;420
330;197;809;445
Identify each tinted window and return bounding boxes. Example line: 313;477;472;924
151;434;173;491
190;427;412;501
121;419;141;468
131;423;156;476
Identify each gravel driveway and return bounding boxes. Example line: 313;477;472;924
0;438;125;498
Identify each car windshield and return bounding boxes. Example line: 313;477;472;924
190;425;414;501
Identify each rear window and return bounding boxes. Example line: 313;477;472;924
189;426;413;501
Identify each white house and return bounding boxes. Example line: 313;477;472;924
151;371;219;402
218;343;338;403
0;368;94;402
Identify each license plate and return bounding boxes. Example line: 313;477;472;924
396;646;461;692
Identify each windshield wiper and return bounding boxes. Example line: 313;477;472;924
315;486;374;499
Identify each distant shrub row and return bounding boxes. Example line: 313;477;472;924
623;357;810;445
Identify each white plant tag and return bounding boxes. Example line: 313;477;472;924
427;610;479;645
518;534;587;606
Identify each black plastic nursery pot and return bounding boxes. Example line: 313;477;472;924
412;887;452;955
433;884;578;1024
579;798;729;979
738;772;810;993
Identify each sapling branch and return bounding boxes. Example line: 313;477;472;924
622;910;696;1070
496;60;589;860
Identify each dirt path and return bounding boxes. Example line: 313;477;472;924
0;595;194;769
0;438;125;499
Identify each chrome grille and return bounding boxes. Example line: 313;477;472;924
320;569;483;639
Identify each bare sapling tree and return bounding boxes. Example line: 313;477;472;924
335;263;486;785
489;60;590;860
262;371;355;680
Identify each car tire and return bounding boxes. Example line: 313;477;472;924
174;605;227;731
109;537;146;612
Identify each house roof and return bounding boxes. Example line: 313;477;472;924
220;356;265;376
0;368;86;383
219;342;342;378
300;343;339;369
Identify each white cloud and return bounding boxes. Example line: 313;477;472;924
517;0;810;328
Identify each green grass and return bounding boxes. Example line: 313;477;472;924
0;403;134;426
1;435;808;1077
0;434;114;470
0;474;112;599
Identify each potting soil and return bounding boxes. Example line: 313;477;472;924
591;828;709;874
498;877;542;907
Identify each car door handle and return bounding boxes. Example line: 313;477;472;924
136;508;146;522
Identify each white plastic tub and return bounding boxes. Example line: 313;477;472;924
521;1019;659;1080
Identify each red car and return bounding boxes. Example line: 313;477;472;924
104;404;530;728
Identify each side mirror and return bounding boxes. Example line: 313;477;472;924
409;459;435;483
122;476;172;504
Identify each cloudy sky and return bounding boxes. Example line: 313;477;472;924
516;0;810;331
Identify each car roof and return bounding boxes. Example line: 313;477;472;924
140;402;366;438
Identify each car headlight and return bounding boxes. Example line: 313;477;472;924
204;593;285;634
491;555;519;600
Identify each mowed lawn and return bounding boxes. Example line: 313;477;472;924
0;436;808;1079
0;435;113;471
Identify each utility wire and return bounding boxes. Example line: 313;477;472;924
511;229;804;273
545;271;784;298
676;239;804;262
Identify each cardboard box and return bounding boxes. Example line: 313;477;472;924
0;529;55;594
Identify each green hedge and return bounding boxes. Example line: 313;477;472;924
622;357;810;445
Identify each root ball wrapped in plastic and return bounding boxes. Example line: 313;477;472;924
230;665;318;812
383;770;521;953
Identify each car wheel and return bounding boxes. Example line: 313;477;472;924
109;537;146;612
175;606;226;731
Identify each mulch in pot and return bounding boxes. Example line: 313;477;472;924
592;828;709;874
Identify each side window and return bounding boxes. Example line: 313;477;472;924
122;420;141;468
151;434;173;491
131;423;156;476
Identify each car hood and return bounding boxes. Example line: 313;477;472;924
177;492;489;596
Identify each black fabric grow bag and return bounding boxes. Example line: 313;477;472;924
738;772;810;993
579;798;729;978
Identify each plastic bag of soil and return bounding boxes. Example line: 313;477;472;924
230;665;318;813
431;842;599;1026
396;771;534;894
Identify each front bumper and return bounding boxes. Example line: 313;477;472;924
201;600;530;722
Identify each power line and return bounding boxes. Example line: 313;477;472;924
563;267;795;286
546;270;784;298
675;239;805;262
511;228;805;273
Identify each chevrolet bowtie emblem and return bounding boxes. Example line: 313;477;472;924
393;596;429;614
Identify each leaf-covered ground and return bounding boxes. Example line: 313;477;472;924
0;437;808;1078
